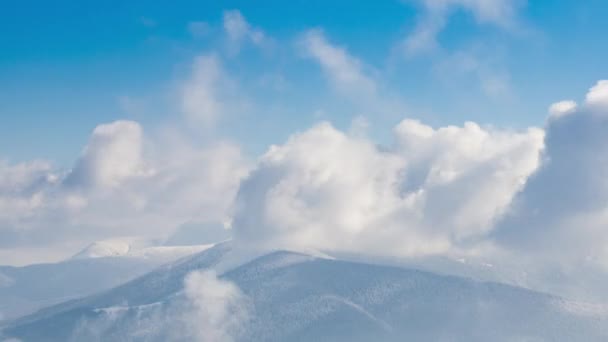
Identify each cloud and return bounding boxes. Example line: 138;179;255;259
0;120;249;263
65;120;146;189
180;54;227;128
179;53;250;130
403;0;525;56
485;80;608;300
585;80;608;109
432;48;512;98
403;11;445;56
232;119;543;258
496;81;608;255
66;270;249;341
223;10;267;55
1;46;257;265
183;270;250;342
300;29;376;96
0;160;58;235
222;79;608;302
548;100;577;119
299;29;406;118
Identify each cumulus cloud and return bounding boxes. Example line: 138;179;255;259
223;10;267;55
66;120;146;189
183;270;250;342
403;0;525;56
0;45;258;265
0;120;248;263
496;81;608;256
0;161;58;235
232;118;544;258
223;79;608;302
585;80;608;109
548;100;577;119
485;80;608;300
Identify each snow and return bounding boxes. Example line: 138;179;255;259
71;240;132;259
0;242;212;321
71;238;213;260
3;244;608;341
554;299;608;317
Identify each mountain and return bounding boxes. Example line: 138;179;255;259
0;240;210;321
2;243;608;341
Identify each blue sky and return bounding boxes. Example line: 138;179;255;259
1;0;607;166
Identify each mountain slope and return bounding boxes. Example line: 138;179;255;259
227;252;608;341
0;242;210;321
3;246;607;341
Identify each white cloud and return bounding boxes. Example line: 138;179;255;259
0;120;249;264
497;81;608;246
180;54;226;128
300;29;376;96
299;30;407;118
435;0;521;25
491;80;608;300
403;0;525;56
394;119;543;238
0;160;56;221
0;47;257;265
179;53;250;130
403;12;446;56
548;100;577;119
183;270;250;342
223;10;267;55
433;49;512;98
585;80;608;109
232;119;543;258
0;160;56;193
66;120;146;189
63;269;249;341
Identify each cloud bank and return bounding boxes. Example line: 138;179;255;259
495;81;608;266
225;79;608;301
232;118;544;258
0;119;248;264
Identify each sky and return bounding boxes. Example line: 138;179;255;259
1;0;607;165
2;0;608;303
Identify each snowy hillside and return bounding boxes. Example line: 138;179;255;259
0;241;211;321
2;243;607;341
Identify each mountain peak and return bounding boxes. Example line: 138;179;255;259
71;239;132;259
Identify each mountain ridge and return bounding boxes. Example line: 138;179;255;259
3;244;608;341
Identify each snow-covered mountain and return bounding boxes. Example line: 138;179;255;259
0;240;211;321
2;242;607;341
